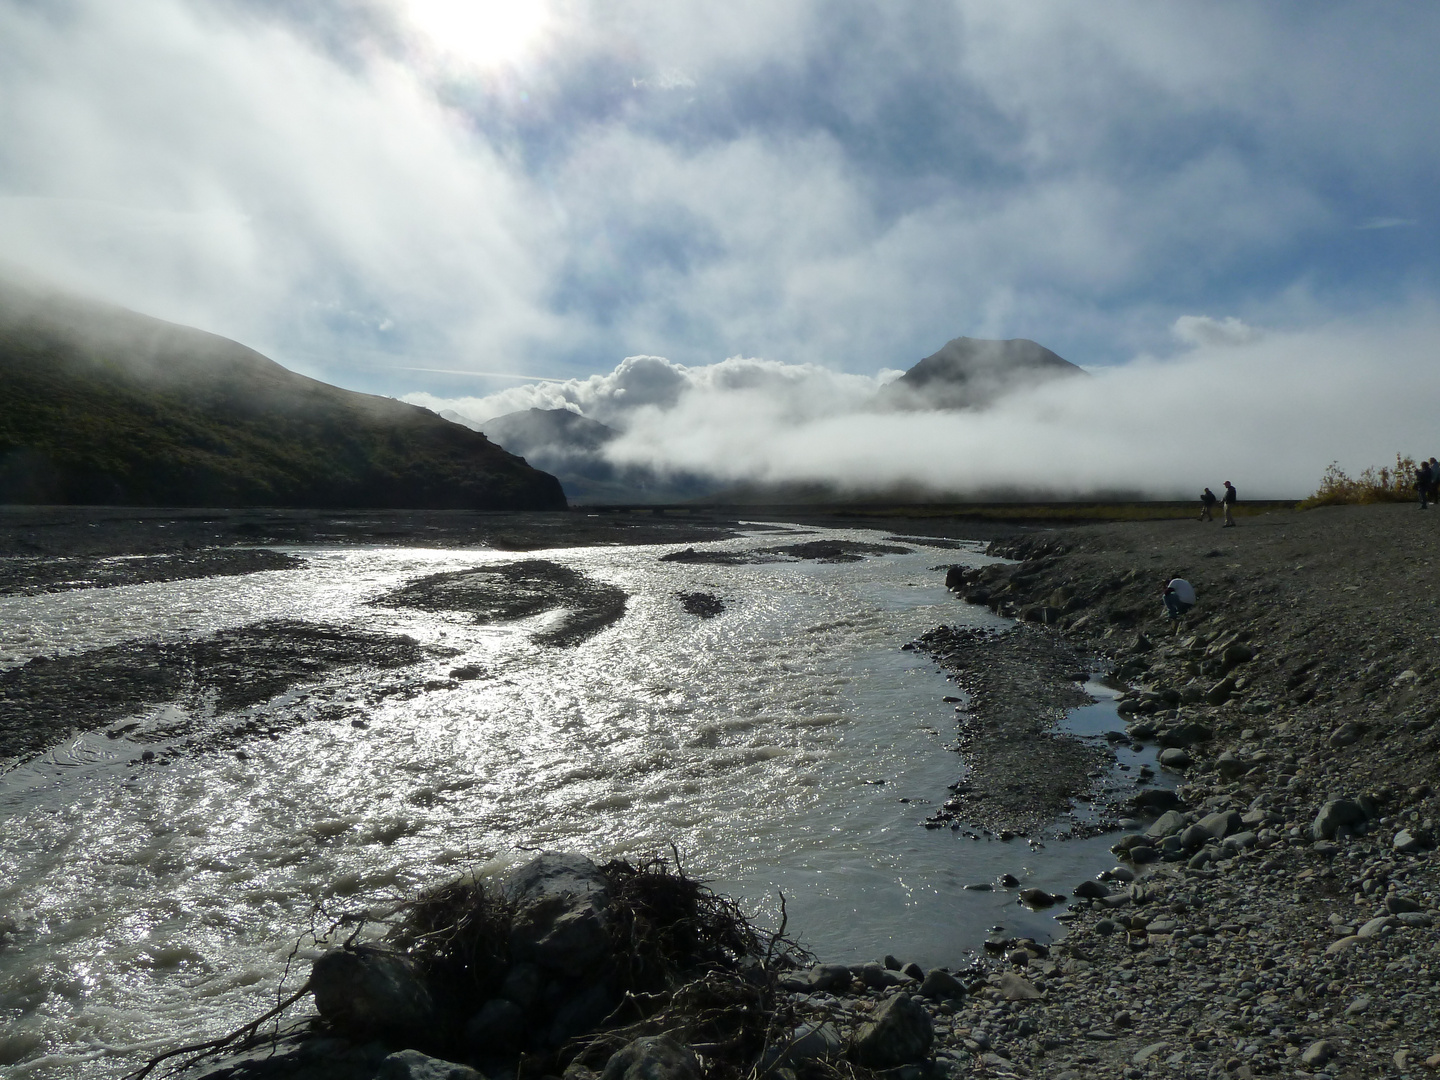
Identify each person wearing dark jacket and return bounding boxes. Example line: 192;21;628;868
1200;488;1217;521
1222;481;1237;527
1419;460;1433;510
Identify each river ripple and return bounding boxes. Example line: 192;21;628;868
0;526;1131;1077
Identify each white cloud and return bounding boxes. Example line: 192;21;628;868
1172;315;1262;348
0;0;565;378
417;304;1440;500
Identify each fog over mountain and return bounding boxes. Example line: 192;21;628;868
409;304;1440;502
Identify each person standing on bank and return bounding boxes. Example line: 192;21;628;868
1164;577;1196;622
1221;481;1237;527
1419;459;1433;510
1200;487;1217;522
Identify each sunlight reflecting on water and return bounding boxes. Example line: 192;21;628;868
0;527;1130;1077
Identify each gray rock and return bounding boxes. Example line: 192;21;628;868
1131;788;1182;812
851;994;934;1067
1388;829;1422;852
1215;751;1247;779
310;946;436;1040
919;968;966;999
1133;1042;1169;1065
998;972;1042;1000
758;1022;844;1070
1222;830;1257;852
1205;677;1236;706
506;853;612;977
380;1050;485;1080
1312;798;1367;841
1145;810;1188;839
780;963;852;993
601;1035;701;1080
1073;879;1111;900
1329;722;1362;747
1198;810;1243;839
1384;893;1421;914
1157;747;1191;769
1357;916;1396;938
1300;1040;1336;1068
1019;887;1058;908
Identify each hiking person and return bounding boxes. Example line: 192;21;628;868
1428;458;1439;503
1419;460;1433;509
1221;481;1237;527
1163;577;1196;621
1200;487;1217;522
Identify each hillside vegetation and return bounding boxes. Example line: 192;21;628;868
0;282;565;510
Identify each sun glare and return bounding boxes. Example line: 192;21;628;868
404;0;550;68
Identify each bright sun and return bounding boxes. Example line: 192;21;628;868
404;0;550;68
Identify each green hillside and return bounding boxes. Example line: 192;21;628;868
0;282;565;510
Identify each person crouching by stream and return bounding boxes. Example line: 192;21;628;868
1221;481;1237;526
1164;577;1196;626
1200;487;1217;521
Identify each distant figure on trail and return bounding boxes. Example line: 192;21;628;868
1163;577;1196;621
1419;460;1433;510
1199;487;1217;522
1221;481;1237;527
1429;458;1439;504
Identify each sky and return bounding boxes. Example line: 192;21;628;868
2;0;1438;497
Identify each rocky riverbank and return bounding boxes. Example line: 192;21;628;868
25;504;1440;1079
891;503;1440;1078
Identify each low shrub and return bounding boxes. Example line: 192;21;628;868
1298;454;1420;508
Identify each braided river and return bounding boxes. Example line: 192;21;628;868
0;525;1140;1077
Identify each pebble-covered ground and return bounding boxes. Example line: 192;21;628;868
780;503;1440;1080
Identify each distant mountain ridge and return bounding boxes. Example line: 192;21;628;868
0;281;565;509
876;335;1085;410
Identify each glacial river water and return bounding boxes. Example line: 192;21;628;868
0;525;1146;1077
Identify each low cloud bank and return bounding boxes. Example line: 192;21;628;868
409;308;1440;501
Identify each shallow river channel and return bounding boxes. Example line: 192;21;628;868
0;525;1145;1077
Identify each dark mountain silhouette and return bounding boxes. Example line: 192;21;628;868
876;336;1085;410
0;280;565;509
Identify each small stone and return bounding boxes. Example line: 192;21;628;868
1019;887;1058;908
1073;879;1110;900
1344;994;1371;1016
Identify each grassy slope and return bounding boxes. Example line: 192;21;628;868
0;285;565;510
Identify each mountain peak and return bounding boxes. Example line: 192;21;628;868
878;335;1085;410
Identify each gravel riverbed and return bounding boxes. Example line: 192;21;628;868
781;504;1440;1080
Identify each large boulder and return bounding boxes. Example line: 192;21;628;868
600;1035;701;1080
851;993;934;1067
505;853;612;977
1312;798;1368;841
310;946;437;1041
